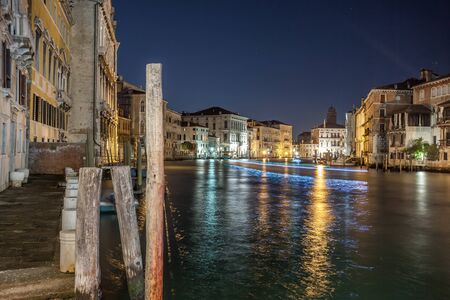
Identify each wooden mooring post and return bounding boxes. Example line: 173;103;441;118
145;63;165;300
75;167;102;299
111;166;144;300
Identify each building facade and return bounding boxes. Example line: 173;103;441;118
344;109;356;156
311;107;346;159
180;121;209;158
182;107;248;158
388;104;432;165
412;70;450;167
164;102;182;160
0;0;34;191
261;120;293;158
117;79;146;156
354;79;418;165
296;132;318;159
28;0;72;144
69;0;119;165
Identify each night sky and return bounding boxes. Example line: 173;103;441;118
112;0;450;134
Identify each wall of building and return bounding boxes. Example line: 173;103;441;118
28;142;85;174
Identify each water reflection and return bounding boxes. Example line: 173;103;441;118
301;166;334;298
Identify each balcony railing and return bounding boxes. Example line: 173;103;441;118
440;139;450;147
436;116;450;125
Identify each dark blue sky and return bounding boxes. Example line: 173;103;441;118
112;0;450;134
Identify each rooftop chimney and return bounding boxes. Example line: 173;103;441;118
420;69;433;82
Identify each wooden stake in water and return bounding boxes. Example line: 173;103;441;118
111;166;144;300
75;167;102;299
145;63;165;300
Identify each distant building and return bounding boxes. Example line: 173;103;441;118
164;102;182;160
248;120;279;158
182;106;248;158
388;104;432;165
345;109;356;156
261;120;293;158
296;132;318;159
180;122;209;158
117;79;146;156
0;0;34;191
354;78;419;165
311;107;346;159
411;69;450;167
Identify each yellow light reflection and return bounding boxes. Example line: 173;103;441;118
301;165;334;298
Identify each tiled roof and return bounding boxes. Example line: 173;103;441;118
374;78;423;90
183;106;239;116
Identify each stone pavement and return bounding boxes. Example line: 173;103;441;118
0;175;74;298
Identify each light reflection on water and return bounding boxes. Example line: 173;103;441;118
101;160;450;300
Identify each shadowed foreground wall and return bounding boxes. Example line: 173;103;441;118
29;143;86;174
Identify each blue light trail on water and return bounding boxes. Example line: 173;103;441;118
229;159;368;173
227;164;368;193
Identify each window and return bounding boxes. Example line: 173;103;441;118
193;135;196;140
35;31;41;70
42;43;47;77
223;133;228;141
438;86;442;97
2;42;11;88
380;123;385;132
380;109;385;117
444;85;448;95
380;94;386;103
431;87;437;97
1;123;6;154
140;100;145;112
48;50;52;81
419;90;425;100
213;123;216;130
224;121;228;129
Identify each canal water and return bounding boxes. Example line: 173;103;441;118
100;160;450;299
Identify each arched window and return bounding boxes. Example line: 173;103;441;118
140;120;145;133
140;100;145;112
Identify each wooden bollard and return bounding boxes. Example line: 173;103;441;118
145;63;165;300
75;167;102;299
111;166;144;300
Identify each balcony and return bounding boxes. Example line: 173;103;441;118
436;116;450;126
57;89;72;111
439;139;450;147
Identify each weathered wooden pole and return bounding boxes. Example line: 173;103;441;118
75;167;102;299
137;141;143;188
111;166;144;300
145;63;165;300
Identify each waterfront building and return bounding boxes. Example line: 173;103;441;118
69;0;119;165
180;121;209;158
164;102;182;160
345;109;356;156
182;106;248;158
412;70;450;167
247;122;260;159
354;78;419;165
117;79;146;155
0;0;34;191
261;120;293;158
296;132;318;159
117;112;131;162
28;0;72;144
387;104;432;165
247;119;279;158
311;107;346;159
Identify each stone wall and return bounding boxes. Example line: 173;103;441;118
29;143;86;175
